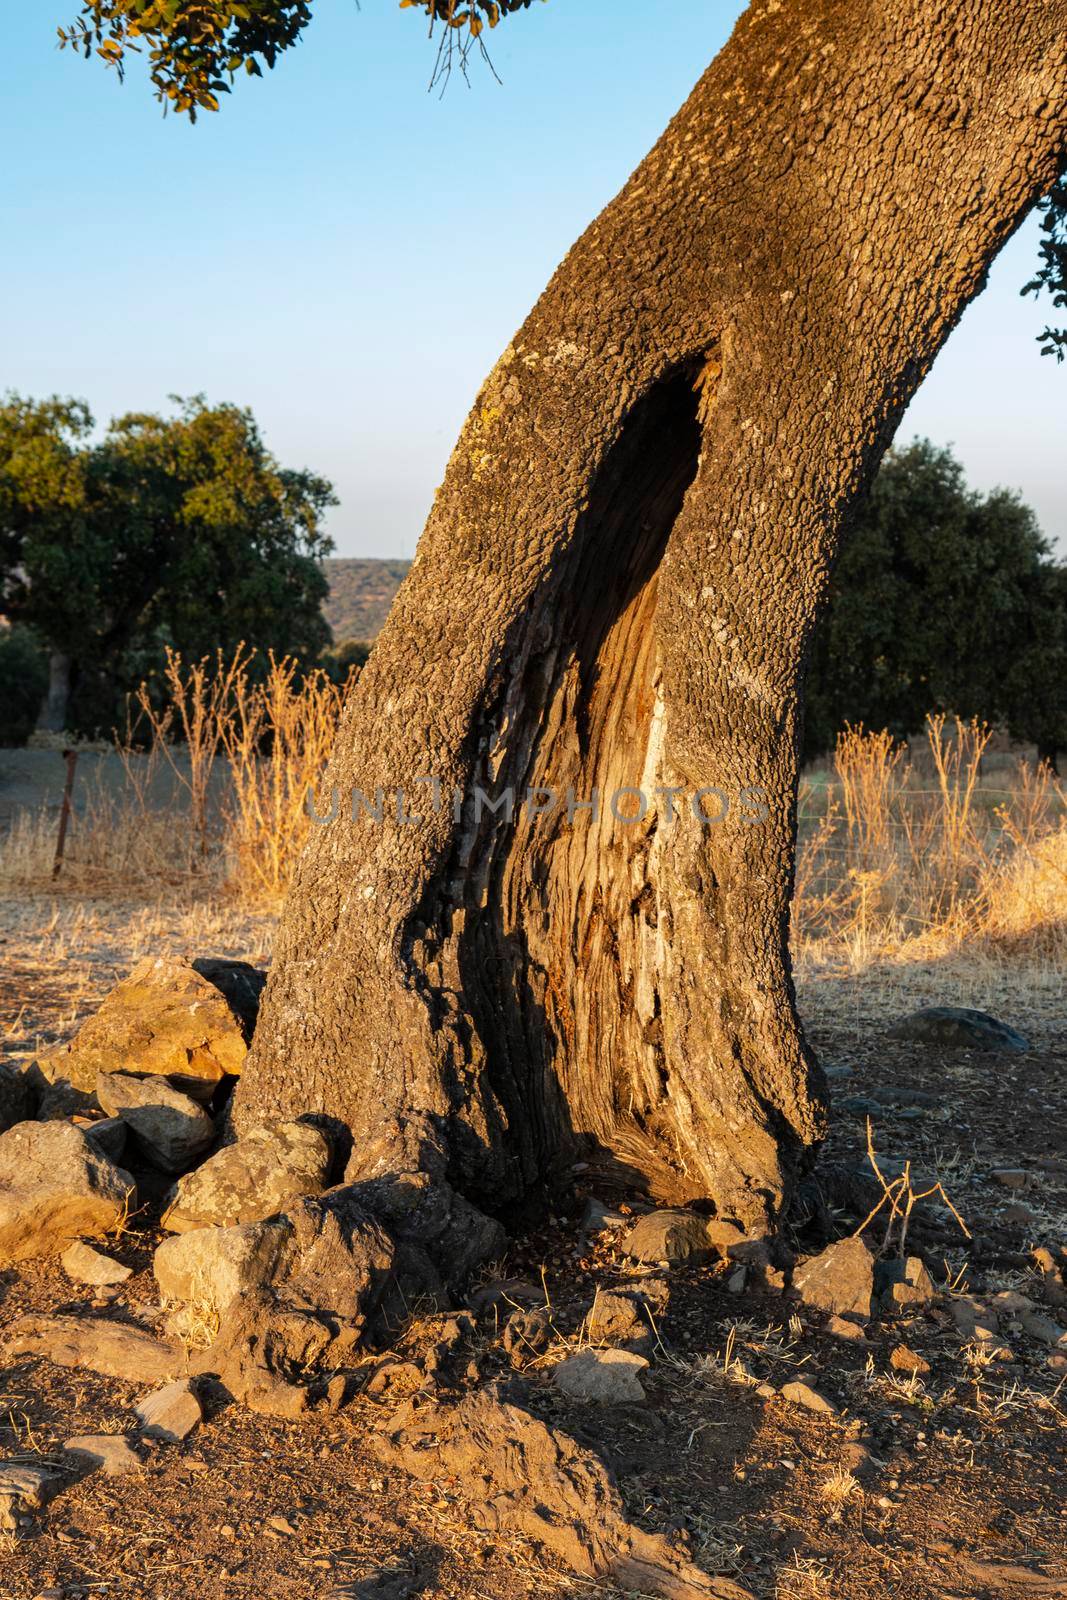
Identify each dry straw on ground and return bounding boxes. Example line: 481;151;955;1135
1;659;1064;979
793;715;1066;973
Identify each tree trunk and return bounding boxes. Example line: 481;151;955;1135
236;1;1067;1251
36;651;72;734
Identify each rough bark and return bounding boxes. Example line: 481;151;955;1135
236;1;1067;1243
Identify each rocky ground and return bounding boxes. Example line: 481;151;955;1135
0;892;1065;1600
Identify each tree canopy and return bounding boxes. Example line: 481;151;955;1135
805;439;1067;764
0;393;335;734
60;2;1066;356
59;0;539;114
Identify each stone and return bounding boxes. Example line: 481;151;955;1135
838;1095;885;1118
990;1290;1035;1314
991;1168;1028;1189
60;1239;132;1287
338;1111;505;1303
793;1237;875;1320
83;1116;128;1164
35;1077;98;1121
824;1063;853;1081
97;1072;215;1174
1032;1245;1067;1306
705;1218;747;1255
553;1348;648;1404
728;1236;789;1291
155;1218;293;1315
503;1306;552;1359
348;1157;504;1298
1001;1202;1040;1227
4;1314;187;1384
276;1189;397;1333
188;957;265;1037
325;1373;348;1412
35;954;252;1098
0;1461;65;1533
827;1313;867;1341
1019;1310;1067;1346
580;1198;627;1235
779;1380;838;1416
877;1255;936;1310
840;1442;877;1478
0;1121;136;1264
877;1087;938;1109
189;1290;324;1418
1035;1245;1066;1271
62;1434;142;1476
889;1344;930;1375
950;1296;999;1341
0;1061;36;1133
586;1279;668;1351
887;1005;1030;1052
468;1277;544;1316
623;1209;716;1265
158;1188;395;1365
134;1379;203;1442
162;1120;332;1233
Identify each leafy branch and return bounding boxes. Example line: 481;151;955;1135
58;1;541;117
1022;180;1067;362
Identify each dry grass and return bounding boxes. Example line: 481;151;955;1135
774;1554;836;1599
2;666;1064;998
819;1468;859;1505
0;646;355;906
794;716;1066;976
1;895;275;1056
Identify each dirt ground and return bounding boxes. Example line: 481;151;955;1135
1;893;1065;1600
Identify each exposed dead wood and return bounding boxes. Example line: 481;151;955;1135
4;1313;187;1385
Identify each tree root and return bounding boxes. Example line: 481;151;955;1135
4;1313;187;1385
370;1378;753;1600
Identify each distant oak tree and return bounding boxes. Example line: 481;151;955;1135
0;394;335;734
806;440;1067;767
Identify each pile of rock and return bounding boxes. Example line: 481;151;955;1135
0;955;264;1266
3;951;1062;1581
1;949;511;1428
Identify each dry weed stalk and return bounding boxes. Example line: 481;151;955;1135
793;716;1066;970
819;1468;859;1505
221;651;354;900
852;1118;970;1258
132;644;251;861
836;724;905;867
0;646;356;903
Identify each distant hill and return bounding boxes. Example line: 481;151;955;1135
322;558;410;643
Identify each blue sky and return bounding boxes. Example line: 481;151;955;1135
0;1;1063;557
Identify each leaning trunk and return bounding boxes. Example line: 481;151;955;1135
36;650;71;735
236;0;1067;1245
